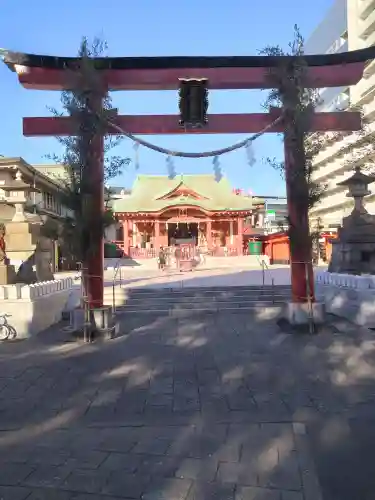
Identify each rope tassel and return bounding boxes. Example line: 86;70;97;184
246;140;256;167
213;156;222;182
133;142;140;170
166;156;176;179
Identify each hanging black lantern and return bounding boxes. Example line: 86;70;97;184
178;78;209;128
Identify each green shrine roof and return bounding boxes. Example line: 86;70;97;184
112;174;263;214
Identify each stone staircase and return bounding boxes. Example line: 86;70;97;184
103;285;292;316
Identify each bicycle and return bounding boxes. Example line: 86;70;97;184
0;313;17;340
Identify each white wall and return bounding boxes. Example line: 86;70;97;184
0;278;74;338
316;270;375;327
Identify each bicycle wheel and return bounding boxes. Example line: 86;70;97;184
0;325;9;340
5;325;17;340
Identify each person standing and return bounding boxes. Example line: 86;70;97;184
158;246;166;271
200;248;206;265
196;246;200;267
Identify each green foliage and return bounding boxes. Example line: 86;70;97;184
340;107;375;175
40;217;60;241
260;25;327;249
304;134;328;210
47;37;131;264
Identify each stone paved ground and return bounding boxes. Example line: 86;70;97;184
0;312;375;499
102;266;293;289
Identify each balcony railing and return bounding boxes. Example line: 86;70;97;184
360;0;375;20
116;245;243;259
326;39;348;55
129;247;157;259
360;7;375;39
209;247;239;257
365;26;375;48
364;97;375;121
355;74;375;107
312;121;375;170
364;58;375;80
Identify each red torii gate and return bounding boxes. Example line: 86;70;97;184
2;47;374;311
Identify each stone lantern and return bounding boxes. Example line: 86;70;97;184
329;166;375;274
1;170;39;222
0;171;54;284
337;166;375;215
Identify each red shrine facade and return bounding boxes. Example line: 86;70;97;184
112;174;263;257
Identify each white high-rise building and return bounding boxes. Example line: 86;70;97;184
306;0;375;229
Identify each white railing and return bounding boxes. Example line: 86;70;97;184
0;277;74;300
315;271;375;289
360;7;375;39
361;0;375;20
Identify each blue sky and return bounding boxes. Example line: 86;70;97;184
1;0;334;195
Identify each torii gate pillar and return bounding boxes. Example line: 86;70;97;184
284;131;319;322
85;124;104;309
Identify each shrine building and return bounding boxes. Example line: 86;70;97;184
112;174;264;257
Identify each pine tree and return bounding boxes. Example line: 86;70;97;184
260;25;327;301
47;37;130;302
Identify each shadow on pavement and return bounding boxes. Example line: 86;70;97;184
0;300;373;499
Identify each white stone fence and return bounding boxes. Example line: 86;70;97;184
315;270;375;290
0;277;75;339
315;270;375;327
0;278;74;300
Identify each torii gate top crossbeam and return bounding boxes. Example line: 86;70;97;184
2;46;375;90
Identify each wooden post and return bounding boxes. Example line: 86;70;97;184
154;220;160;250
283;113;315;303
123;220;129;255
237;217;244;255
206;220;212;250
86;99;104;309
132;221;137;247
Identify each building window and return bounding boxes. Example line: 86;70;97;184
43;192;60;213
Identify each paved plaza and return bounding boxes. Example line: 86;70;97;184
103;264;293;290
1;305;375;499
